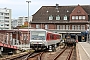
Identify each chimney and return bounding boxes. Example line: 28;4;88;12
56;4;59;9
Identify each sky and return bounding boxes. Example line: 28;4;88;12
0;0;90;19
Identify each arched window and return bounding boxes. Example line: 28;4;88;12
49;15;53;20
56;15;60;20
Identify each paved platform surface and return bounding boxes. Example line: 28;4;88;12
77;42;90;60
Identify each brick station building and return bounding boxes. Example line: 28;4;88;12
31;4;90;42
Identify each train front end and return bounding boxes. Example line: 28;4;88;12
30;30;47;51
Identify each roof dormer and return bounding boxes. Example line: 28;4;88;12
70;4;88;21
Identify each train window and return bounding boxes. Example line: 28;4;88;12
50;34;52;39
31;31;46;40
46;33;50;40
52;34;54;39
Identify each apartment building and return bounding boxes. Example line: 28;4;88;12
0;8;11;30
18;16;32;26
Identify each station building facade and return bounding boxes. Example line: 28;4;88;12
30;4;90;42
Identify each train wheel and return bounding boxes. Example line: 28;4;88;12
52;45;56;52
48;45;56;52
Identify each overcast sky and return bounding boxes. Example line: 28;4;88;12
0;0;90;18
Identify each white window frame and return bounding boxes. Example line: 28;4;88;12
57;25;60;30
62;25;65;30
64;15;67;20
72;16;75;20
49;15;53;20
36;24;40;29
66;25;70;30
81;25;85;30
45;24;48;29
56;15;60;20
72;25;75;30
77;25;80;30
76;16;78;20
79;16;82;19
83;16;85;19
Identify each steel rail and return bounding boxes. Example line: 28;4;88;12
53;47;67;60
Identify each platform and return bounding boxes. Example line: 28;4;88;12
77;42;90;60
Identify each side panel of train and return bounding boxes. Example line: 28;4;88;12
30;30;61;51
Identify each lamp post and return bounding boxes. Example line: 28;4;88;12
26;0;31;49
26;1;31;28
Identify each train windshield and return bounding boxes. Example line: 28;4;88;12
31;31;46;40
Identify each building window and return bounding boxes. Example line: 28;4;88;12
83;16;85;19
77;25;80;30
36;24;40;29
45;24;48;29
62;25;65;30
72;25;80;30
56;15;60;20
76;16;78;20
5;17;9;19
5;13;9;15
79;16;82;19
64;15;67;20
7;24;9;26
72;16;75;20
72;25;75;30
57;25;60;30
79;16;85;20
0;16;4;19
0;13;3;15
66;25;70;30
1;25;3;26
0;20;4;22
72;16;78;20
81;25;85;30
49;15;53;20
72;16;85;20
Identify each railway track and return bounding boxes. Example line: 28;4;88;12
27;52;44;60
0;50;45;60
0;51;34;60
0;46;76;60
53;46;74;60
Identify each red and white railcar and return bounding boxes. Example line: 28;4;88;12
30;29;61;51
